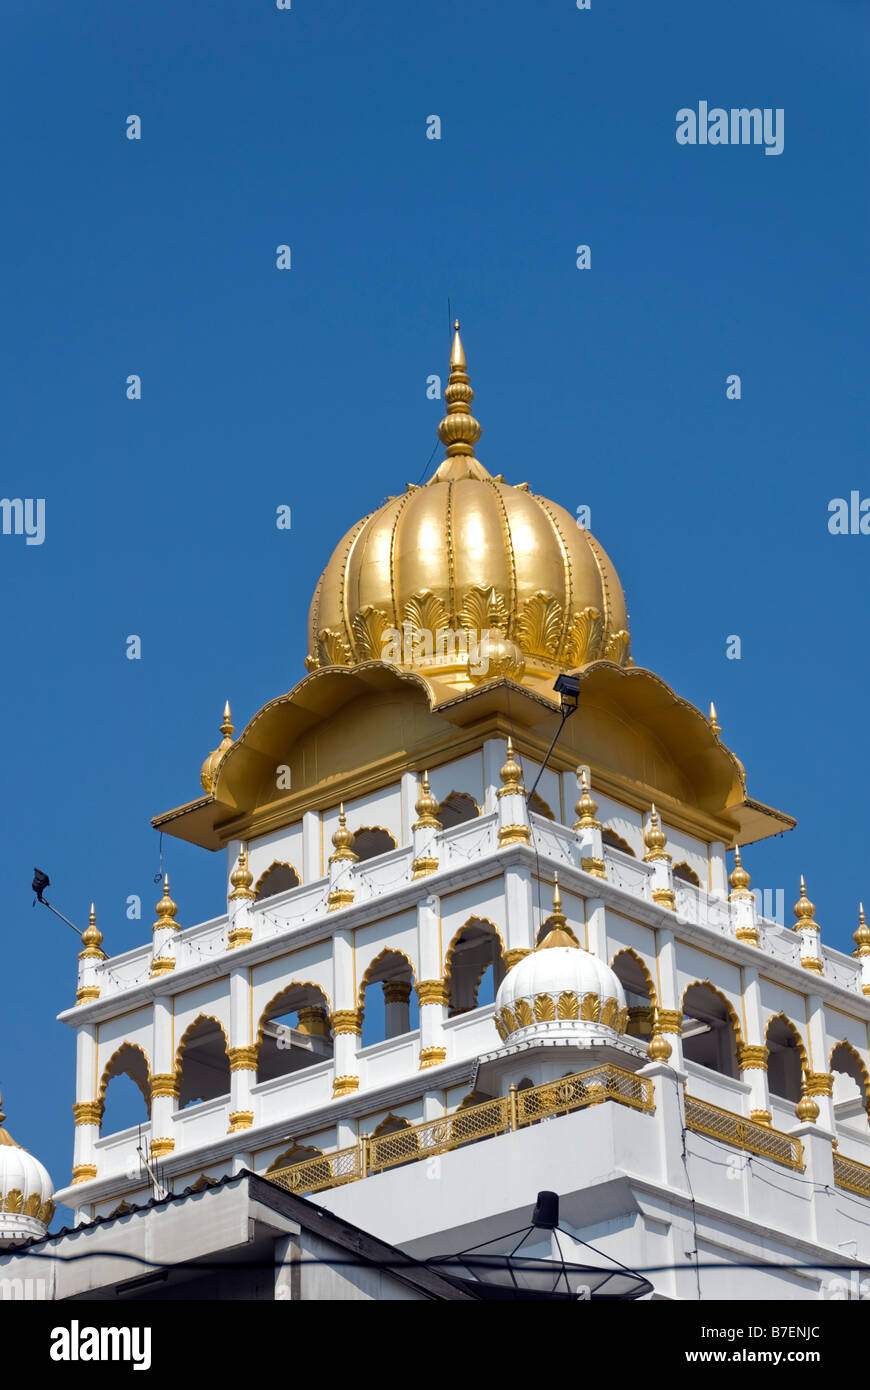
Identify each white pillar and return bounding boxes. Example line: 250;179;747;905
302;809;322;883
228;965;256;1134
416;893;447;1068
739;967;771;1123
71;1024;99;1184
148;995;177;1160
586;897;607;959
503;865;534;966
330;928;360;1096
655;926;683;1067
806;993;835;1130
483;738;504;813
709;841;728;897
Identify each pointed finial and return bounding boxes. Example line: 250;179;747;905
573;766;600;830
434;320;484;470
414;771;441;830
793;876;817;930
854;902;870;957
201;700;236;793
154;874;179;929
729;846;752;898
79;901;105;958
330;804;358;863
498;737;524;797
229;845;256;900
643;804;670;862
0;1091;5;1127
551;874;566;926
709;702;721;735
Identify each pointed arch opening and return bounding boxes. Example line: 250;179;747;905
765;1015;806;1104
99;1043;151;1134
359;948;418;1047
528;791;554;821
257;982;333;1083
681;982;741;1079
602;828;635;857
437;791;480;829
611;949;657;1040
176;1016;230;1108
352;826;397;862
444;917;506;1016
673;862;701;887
368;1114;420;1171
255;861;301;901
830;1041;870;1115
267;1142;323;1174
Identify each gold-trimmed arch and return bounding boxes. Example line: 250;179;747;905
455;1089;489;1112
829;1040;870;1105
254;860;301;899
609;947;658;1009
763;1012;808;1074
267;1142;323;1174
175;1014;230;1075
357;947;417;1011
437;789;481;827
528;791;555;821
443;916;506;981
98;1043;152;1110
371;1112;413;1138
602;828;635;857
351;825;398;861
673;861;701;887
681;979;744;1049
256;981;332;1047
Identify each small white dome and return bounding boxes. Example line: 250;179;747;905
0;1100;55;1246
494;927;627;1042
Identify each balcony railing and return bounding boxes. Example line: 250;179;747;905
833;1146;870;1199
267;1063;654;1198
685;1094;803;1170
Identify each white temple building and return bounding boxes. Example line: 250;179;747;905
5;323;870;1300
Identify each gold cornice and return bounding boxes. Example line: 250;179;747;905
154;662;793;852
150;1072;180;1097
228;1046;259;1072
73;1100;104;1126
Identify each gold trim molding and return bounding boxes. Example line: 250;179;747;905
332;1075;360;1097
73;1100;104;1126
228;1046;259;1072
419;1046;447;1069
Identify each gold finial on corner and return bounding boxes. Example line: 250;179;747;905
729;846;752;898
498;737;524;797
330;804;358;864
854;902;870;958
573;767;600;830
414;771;441;830
0;1090;5;1127
643;804;670;862
79;902;106;959
709;702;721;735
201;700;236;794
154;875;179;930
793;875;818;932
647;1029;672;1063
435;320;483;464
229;845;256;901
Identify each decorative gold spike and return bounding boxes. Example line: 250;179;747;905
793;876;817;931
229;846;256;901
550;874;567;928
854;902;870;958
643;804;670;863
497;737;524;798
329;804;358;864
413;771;442;830
79;903;106;960
729;846;752;898
573;767;601;830
709;701;721;735
436;320;482;460
200;700;236;793
795;1091;819;1123
154;875;179;930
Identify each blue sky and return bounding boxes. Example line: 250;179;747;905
1;0;867;1214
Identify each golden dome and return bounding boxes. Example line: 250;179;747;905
306;323;630;694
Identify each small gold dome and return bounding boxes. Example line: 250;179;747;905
306;324;629;694
729;847;752;897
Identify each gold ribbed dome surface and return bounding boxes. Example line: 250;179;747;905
306;325;630;692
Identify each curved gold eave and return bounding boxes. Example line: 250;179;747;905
152;660;794;851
